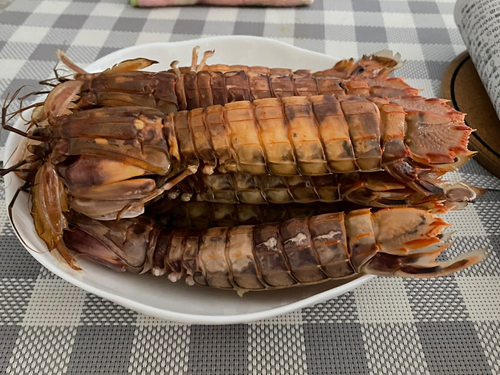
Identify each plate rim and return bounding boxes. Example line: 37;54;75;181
4;35;375;324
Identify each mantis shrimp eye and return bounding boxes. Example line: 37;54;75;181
28;143;51;158
29;127;52;141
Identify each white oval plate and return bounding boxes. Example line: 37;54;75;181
4;36;374;324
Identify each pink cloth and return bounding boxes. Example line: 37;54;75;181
132;0;313;7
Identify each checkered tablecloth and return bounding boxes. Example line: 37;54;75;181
1;0;500;374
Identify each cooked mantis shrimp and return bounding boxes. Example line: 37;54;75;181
33;48;407;118
11;93;476;225
5;48;409;183
0;49;480;274
60;207;486;293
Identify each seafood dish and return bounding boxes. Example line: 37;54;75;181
1;46;485;295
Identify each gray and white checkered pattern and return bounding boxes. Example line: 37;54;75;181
1;0;499;373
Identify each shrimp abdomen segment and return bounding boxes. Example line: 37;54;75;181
345;209;379;272
204;105;237;173
309;213;354;278
189;108;216;174
340;98;382;171
227;226;266;290
253;223;297;288
282;97;329;175
253;98;297;175
198;227;232;289
310;95;357;172
224;102;266;174
377;102;408;163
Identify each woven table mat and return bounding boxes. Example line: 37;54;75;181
0;0;499;374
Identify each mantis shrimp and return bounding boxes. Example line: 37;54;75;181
0;48;484;282
61;208;486;294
